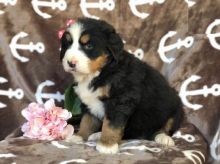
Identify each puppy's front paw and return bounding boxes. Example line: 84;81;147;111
155;133;175;146
96;141;119;154
65;135;84;143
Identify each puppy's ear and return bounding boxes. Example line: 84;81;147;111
99;21;123;60
60;31;73;61
107;31;124;60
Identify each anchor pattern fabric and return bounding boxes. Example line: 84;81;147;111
9;31;45;63
0;0;219;164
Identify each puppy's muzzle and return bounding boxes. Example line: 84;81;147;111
67;60;76;68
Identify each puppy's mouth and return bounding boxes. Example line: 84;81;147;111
65;60;90;75
68;68;76;72
66;62;86;74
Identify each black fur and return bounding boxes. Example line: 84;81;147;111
60;31;73;60
60;18;184;140
92;50;183;139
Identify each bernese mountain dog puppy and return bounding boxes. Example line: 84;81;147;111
60;18;184;154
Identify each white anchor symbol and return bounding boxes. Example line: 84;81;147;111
206;19;220;51
182;150;205;164
35;80;64;104
9;31;45;63
80;0;115;20
172;131;195;143
0;76;24;109
31;0;67;19
184;0;196;7
210;125;220;161
0;0;17;15
120;144;161;153
128;48;144;60
128;0;165;19
158;31;194;64
119;140;161;153
179;75;220;110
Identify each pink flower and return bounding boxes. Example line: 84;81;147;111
21;99;74;140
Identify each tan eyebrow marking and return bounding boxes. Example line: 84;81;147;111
80;34;90;44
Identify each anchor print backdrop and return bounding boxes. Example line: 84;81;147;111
0;0;219;163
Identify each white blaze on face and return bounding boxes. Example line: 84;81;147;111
61;22;105;120
62;22;91;74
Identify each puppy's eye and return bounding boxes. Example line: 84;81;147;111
84;43;93;50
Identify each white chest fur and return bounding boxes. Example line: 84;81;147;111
74;76;105;120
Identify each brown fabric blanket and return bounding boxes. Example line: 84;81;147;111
0;123;208;164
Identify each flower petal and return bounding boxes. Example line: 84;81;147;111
59;110;72;120
61;124;74;140
21;122;30;133
21;109;32;121
44;99;55;111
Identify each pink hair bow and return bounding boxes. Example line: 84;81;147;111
58;19;75;39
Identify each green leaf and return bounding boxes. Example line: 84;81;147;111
64;84;82;116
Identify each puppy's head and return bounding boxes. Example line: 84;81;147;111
60;18;123;75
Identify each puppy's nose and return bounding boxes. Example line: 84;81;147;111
71;59;77;65
67;60;76;68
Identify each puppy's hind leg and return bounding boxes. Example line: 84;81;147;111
154;132;175;146
155;102;184;146
154;118;175;146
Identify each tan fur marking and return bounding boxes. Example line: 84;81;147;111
80;34;90;44
154;118;176;146
89;55;107;73
100;85;110;98
164;118;174;133
77;113;102;141
153;117;174;138
100;117;123;146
